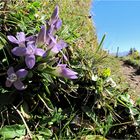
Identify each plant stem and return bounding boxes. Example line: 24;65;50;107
38;94;53;113
13;105;32;139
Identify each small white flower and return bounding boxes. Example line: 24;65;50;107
92;74;98;81
106;77;117;88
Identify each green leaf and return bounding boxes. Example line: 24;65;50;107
129;107;139;116
38;128;52;137
32;1;40;7
0;125;26;139
33;134;46;140
119;94;131;104
136;98;140;105
81;135;107;140
96;34;106;53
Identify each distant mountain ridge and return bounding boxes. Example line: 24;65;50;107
110;51;129;57
118;51;129;57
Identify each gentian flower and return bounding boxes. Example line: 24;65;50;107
36;25;67;57
48;5;62;31
5;67;28;90
12;41;46;69
48;35;67;54
36;25;53;47
7;32;26;47
35;5;64;53
36;25;47;46
54;64;78;79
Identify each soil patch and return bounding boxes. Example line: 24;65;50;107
120;61;140;97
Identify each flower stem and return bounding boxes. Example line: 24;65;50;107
13;105;32;139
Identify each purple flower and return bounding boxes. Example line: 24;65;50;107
5;67;28;90
55;64;78;79
48;5;62;31
36;25;47;46
36;26;67;57
7;32;26;47
51;5;59;24
12;41;46;69
34;6;64;54
36;25;53;47
49;35;67;54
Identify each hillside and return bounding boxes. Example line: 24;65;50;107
103;55;140;99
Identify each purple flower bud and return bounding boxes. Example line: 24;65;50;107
54;64;78;79
6;67;28;90
47;5;62;32
37;25;46;46
50;5;59;25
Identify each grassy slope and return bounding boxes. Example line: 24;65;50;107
103;55;140;100
49;0;139;100
47;0;98;49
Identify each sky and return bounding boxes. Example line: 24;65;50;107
91;0;140;53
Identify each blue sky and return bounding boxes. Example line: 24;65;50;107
91;0;140;53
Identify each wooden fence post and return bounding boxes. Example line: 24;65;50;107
116;47;119;57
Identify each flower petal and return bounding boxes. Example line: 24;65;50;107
58;64;67;68
37;25;46;45
62;68;78;79
51;44;59;54
51;40;67;54
11;47;27;56
5;80;13;87
57;64;78;79
16;69;28;78
50;5;59;24
26;35;37;42
16;32;25;42
7;35;19;44
13;80;26;90
35;48;45;57
48;35;57;48
25;55;35;69
7;67;15;75
27;41;36;48
46;25;54;34
54;19;62;30
63;68;78;76
26;42;36;55
68;75;78;79
57;40;67;51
